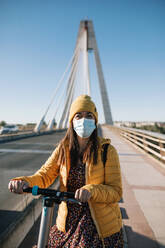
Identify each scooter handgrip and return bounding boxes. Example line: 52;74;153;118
63;192;75;198
23;187;33;193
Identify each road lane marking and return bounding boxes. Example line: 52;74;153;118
0;149;52;154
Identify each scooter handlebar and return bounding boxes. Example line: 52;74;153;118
23;186;75;198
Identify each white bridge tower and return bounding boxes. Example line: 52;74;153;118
34;20;113;132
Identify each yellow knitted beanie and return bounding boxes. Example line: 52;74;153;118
69;95;98;123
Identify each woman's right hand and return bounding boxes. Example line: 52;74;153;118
8;180;29;194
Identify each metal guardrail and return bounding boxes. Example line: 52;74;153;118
109;126;165;163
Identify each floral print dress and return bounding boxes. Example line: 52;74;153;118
48;162;124;248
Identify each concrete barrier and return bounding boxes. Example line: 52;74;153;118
0;129;66;143
0;180;60;248
0;198;42;248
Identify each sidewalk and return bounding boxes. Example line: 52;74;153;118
102;126;165;248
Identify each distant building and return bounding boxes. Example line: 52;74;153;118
114;121;163;128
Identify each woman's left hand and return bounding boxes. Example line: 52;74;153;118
75;188;91;203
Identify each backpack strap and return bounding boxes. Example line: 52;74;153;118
102;143;109;167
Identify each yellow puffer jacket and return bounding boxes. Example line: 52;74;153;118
13;137;123;239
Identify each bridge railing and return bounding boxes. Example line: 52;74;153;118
108;125;165;164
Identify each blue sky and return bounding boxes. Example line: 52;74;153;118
0;0;165;124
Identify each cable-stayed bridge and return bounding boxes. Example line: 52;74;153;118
34;20;113;132
0;20;165;248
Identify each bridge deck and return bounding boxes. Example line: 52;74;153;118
102;125;165;248
1;127;165;247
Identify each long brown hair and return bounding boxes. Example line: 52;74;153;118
58;124;99;166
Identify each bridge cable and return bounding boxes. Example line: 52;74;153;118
58;29;88;128
47;47;80;130
35;46;79;132
61;51;80;128
58;48;81;128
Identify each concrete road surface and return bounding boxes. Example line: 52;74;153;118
0;131;66;238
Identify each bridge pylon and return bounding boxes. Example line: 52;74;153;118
34;20;113;132
84;20;113;125
58;20;113;127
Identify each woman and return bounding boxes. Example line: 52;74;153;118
8;95;124;248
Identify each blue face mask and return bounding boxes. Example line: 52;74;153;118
73;118;96;138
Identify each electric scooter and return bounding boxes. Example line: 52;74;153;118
23;186;81;248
